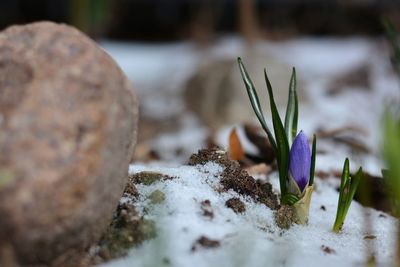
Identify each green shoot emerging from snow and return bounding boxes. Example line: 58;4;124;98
332;158;363;233
237;58;317;224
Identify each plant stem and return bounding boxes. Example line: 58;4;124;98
332;215;343;233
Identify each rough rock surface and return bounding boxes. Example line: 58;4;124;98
0;22;138;266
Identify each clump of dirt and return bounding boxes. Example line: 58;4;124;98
200;200;214;219
191;236;221;252
95;183;157;261
364;235;377;240
225;198;246;213
189;148;279;210
321;245;336;254
130;171;175;185
188;147;233;167
220;163;278;209
274;205;297;229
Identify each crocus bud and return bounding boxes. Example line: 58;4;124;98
289;131;311;192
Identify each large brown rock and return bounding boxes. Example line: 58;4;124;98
0;22;138;266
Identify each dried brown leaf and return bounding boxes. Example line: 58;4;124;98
228;127;245;161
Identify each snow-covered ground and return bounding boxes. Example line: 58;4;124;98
99;36;400;267
99;162;396;267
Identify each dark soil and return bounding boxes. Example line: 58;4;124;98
191;236;221;252
188;147;234;167
124;176;139;198
225;198;246;214
200;200;214;219
321;245;336;254
188;148;279;210
274;205;297;230
364;235;377;240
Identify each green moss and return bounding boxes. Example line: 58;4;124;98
149;190;165;204
97;203;157;260
135;171;166;185
137;219;157;239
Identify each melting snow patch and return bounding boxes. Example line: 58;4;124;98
100;163;397;267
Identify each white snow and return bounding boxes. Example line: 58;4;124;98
99;163;397;267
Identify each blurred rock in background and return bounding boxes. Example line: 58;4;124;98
184;50;305;128
1;0;400;40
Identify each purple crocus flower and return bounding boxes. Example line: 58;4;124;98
289;131;311;192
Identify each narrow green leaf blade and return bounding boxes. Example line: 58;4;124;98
344;167;363;216
340;179;351;216
284;67;298;145
335;158;350;226
281;193;300;205
308;134;317;186
339;178;357;228
237;58;277;152
340;158;350;194
264;68;290;195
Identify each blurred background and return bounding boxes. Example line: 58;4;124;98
1;0;400;174
1;0;400;40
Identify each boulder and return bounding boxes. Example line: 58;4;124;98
0;22;138;266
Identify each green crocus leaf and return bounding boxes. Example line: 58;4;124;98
284;67;298;146
332;159;362;233
344;167;363;217
264;68;290;196
339;158;350;195
237;58;277;153
333;158;350;232
281;193;300;205
340;178;351;221
308;134;317;186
